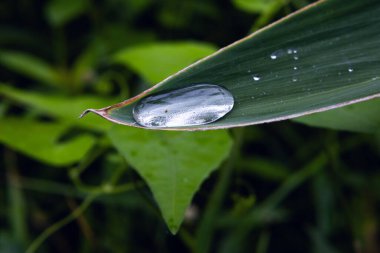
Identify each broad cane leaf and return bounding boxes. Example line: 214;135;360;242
82;0;380;130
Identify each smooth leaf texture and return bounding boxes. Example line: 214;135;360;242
294;99;380;133
0;117;95;166
82;0;380;130
232;0;281;13
113;42;217;84
45;0;88;27
108;126;232;233
0;51;60;86
0;84;115;131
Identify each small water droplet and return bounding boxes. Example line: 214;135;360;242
293;49;298;54
287;49;293;54
251;96;255;99
292;77;298;82
293;66;298;70
247;70;251;73
338;72;342;76
270;49;284;60
133;84;234;128
348;68;354;73
253;75;261;81
293;56;299;60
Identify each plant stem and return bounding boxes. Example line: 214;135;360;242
26;194;98;253
195;128;245;253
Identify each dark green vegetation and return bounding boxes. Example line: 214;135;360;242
0;0;379;253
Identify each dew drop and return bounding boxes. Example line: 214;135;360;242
348;68;354;73
287;49;293;54
293;56;299;60
292;77;298;82
132;84;234;128
253;75;261;81
270;54;277;60
293;66;298;70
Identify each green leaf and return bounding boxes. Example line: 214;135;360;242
82;0;380;130
108;126;232;233
0;117;95;166
113;42;217;84
45;0;88;27
232;0;283;13
0;51;60;86
0;84;115;131
293;99;380;133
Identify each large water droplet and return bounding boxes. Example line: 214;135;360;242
132;84;234;128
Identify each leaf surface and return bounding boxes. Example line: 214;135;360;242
113;42;217;84
294;99;380;133
82;0;380;130
108;126;232;233
0;117;95;166
0;84;115;131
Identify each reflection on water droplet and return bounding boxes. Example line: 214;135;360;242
348;68;354;72
294;56;299;60
287;49;293;54
293;66;298;70
253;75;260;81
293;49;298;54
270;54;277;60
132;84;234;128
292;77;298;82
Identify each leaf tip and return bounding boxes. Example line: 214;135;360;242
79;109;97;119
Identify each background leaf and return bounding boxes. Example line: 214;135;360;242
45;0;88;27
113;42;217;84
84;0;380;130
0;51;60;86
0;84;115;131
0;117;95;166
108;126;233;233
294;99;380;133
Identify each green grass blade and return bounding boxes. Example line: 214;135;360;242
82;0;380;130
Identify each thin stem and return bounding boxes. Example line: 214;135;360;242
26;194;98;253
195;128;245;253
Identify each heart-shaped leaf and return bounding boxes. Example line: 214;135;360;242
108;126;232;233
82;0;380;130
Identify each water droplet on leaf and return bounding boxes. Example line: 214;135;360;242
252;75;260;81
132;84;234;128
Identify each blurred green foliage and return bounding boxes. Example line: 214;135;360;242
0;0;379;253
